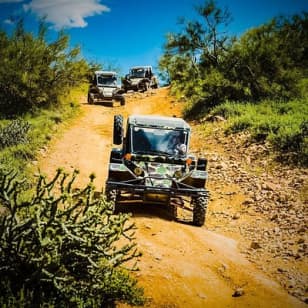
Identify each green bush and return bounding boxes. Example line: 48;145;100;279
0;21;91;115
0;168;144;307
269;121;308;165
0;91;81;177
159;1;308;118
211;101;246;118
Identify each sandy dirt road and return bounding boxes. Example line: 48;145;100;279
37;88;304;307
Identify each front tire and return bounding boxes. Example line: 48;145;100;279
144;82;149;92
192;195;208;226
87;93;94;104
197;158;208;171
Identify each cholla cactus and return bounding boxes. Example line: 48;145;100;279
0;168;144;307
0;119;30;149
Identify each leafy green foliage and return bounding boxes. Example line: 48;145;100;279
226;17;304;101
0;21;91;115
0;82;87;180
159;1;308;111
159;0;234;108
0;168;144;307
0;119;30;149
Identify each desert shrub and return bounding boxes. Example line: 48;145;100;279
0;168;144;307
268;120;308;165
211;101;246;119
0;87;82;178
0;119;30;149
0;21;91;115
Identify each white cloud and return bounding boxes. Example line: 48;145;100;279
23;0;110;29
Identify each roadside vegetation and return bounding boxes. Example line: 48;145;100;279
0;21;145;306
0;169;144;307
0;20;91;178
158;0;308;166
0;89;82;178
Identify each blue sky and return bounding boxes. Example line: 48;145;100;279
0;0;307;77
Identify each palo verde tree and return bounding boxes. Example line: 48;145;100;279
159;1;308;118
0;168;145;307
0;20;91;115
159;0;236;117
226;13;308;101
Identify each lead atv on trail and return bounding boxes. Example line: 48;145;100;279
105;114;209;226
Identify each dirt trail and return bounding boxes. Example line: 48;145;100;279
37;88;305;307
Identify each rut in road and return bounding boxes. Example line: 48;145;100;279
37;88;304;308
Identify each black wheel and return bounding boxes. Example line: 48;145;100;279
113;115;123;145
105;186;116;213
120;96;125;106
152;82;158;89
169;197;178;220
87;93;93;104
197;158;208;171
144;82;149;91
192;194;208;226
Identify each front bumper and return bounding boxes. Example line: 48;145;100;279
89;92;123;103
106;176;208;200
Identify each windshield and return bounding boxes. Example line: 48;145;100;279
130;68;146;78
131;126;188;156
97;75;117;86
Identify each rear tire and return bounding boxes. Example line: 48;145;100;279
169;197;178;220
192;195;208;226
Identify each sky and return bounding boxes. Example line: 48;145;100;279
0;0;307;77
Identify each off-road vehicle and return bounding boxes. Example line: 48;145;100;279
105;114;209;226
88;71;125;106
122;66;159;92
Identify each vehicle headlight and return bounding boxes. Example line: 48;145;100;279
134;167;144;176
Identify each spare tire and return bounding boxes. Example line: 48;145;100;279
113;115;123;145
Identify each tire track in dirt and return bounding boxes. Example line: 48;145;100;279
37;88;304;307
